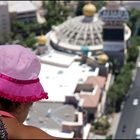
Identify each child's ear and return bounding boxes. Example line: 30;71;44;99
16;103;24;113
22;103;33;110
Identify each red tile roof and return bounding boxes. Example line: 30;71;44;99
79;87;101;108
85;76;106;89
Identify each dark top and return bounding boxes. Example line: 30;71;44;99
0;117;8;140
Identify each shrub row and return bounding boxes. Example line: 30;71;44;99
106;44;139;114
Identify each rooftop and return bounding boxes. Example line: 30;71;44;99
7;1;37;13
39;59;99;102
25;102;76;130
0;1;7;5
79;86;101;108
38;50;75;67
85;75;106;89
38;43;101;102
50;15;103;47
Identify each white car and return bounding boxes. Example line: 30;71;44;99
136;128;140;139
133;98;139;106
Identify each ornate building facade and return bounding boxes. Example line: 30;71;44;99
98;1;131;71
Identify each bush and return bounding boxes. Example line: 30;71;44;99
93;117;110;131
106;135;113;140
127;45;139;62
106;61;134;114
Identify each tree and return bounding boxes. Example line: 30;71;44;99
19;33;36;48
92;1;106;10
127;45;139;62
75;1;86;16
93;117;110;135
107;61;133;114
0;31;11;44
128;36;140;47
127;8;140;36
44;1;72;31
106;6;140;115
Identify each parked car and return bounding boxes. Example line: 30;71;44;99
136;128;140;139
133;98;139;106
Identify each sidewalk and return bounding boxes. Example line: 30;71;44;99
88;113;121;139
107;112;122;139
88;132;106;139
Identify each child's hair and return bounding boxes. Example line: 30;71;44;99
0;97;21;112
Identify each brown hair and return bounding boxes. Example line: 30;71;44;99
0;97;21;112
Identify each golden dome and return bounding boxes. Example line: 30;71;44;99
96;53;109;64
37;34;47;46
83;3;96;17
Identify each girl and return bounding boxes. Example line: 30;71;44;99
0;45;59;139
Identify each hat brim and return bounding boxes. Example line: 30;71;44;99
0;76;48;103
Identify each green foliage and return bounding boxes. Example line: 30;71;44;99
108;86;118;103
18;33;36;48
127;45;139;62
127;8;140;36
0;39;7;45
128;36;140;47
44;1;71;31
75;1;86;16
106;7;140;114
11;20;43;48
92;1;106;10
107;62;133;114
93;117;110;131
106;135;113;140
124;62;135;70
11;1;73;48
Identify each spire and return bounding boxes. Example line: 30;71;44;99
37;33;47;46
83;3;96;17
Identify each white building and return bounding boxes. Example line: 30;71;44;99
122;1;140;10
0;1;11;43
38;50;99;102
49;3;104;54
7;1;37;23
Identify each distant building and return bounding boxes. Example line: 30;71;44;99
73;75;106;121
7;1;37;23
47;2;131;72
25;102;89;139
122;1;140;10
25;3;117;139
0;1;11;43
49;3;104;55
31;1;46;24
98;1;131;71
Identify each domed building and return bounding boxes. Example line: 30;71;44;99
46;2;131;71
49;3;104;54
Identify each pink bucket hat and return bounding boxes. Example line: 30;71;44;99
0;45;48;103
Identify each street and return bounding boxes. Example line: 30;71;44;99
115;67;140;139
